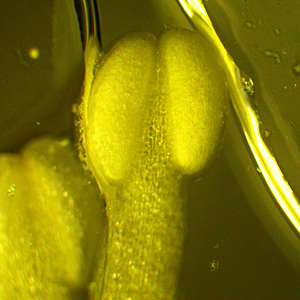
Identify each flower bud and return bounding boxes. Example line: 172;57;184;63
79;28;229;299
80;28;229;188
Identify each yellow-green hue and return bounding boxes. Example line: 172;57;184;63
81;29;228;187
80;28;229;299
0;137;106;299
159;29;228;174
178;0;300;235
93;92;184;300
82;33;157;185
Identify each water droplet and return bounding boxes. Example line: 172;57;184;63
62;191;68;198
35;121;40;126
256;167;262;174
7;184;16;197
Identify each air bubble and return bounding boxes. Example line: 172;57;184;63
240;76;254;96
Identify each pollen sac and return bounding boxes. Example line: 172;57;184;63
81;28;229;185
82;33;157;185
0;137;106;299
159;29;229;175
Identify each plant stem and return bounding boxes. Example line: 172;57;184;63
99;98;185;300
